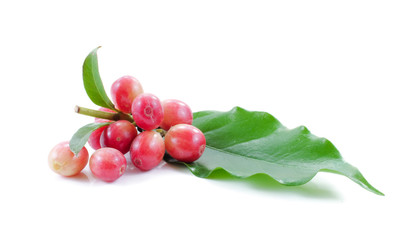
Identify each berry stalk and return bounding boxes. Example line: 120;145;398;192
74;105;134;123
155;128;167;137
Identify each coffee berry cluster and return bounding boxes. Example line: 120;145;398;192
48;76;206;182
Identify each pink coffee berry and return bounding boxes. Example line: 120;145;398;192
111;75;144;113
89;148;127;182
160;99;193;131
165;124;206;162
130;131;165;171
88;107;115;150
100;120;137;154
131;93;164;131
88;126;108;150
48;141;89;177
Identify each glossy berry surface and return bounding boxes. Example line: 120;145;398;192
88;126;108;150
48;141;89;176
130;131;165;171
89;148;127;182
131;93;164;131
160;99;193;131
100;120;137;154
89;108;115;150
165;124;206;162
111;75;144;113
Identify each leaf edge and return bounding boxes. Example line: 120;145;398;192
181;153;384;196
69;122;112;155
82;46;116;110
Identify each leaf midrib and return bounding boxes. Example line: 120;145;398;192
204;145;332;170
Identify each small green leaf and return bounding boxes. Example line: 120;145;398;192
69;122;111;155
167;107;383;196
82;47;115;110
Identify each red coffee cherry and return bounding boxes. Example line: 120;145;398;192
111;75;144;113
131;93;164;131
89;148;127;182
165;124;206;163
88;107;116;150
130;131;165;171
100;120;138;154
160;99;193;131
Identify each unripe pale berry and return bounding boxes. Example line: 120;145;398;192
100;120;137;154
160;99;193;131
130;131;165;171
48;141;89;176
131;93;164;131
89;148;127;182
111;75;144;113
165;124;206;162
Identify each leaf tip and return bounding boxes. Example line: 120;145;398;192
93;46;102;52
68;141;80;156
364;183;385;196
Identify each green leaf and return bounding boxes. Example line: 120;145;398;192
69;122;111;155
82;47;115;110
167;107;383;196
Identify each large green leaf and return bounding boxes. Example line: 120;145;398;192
168;107;383;195
82;47;116;110
69;122;111;155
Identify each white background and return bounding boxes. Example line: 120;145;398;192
1;0;403;239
